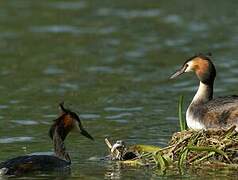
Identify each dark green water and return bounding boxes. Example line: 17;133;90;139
0;0;238;179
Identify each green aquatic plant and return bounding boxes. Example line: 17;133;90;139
130;144;161;153
178;95;187;131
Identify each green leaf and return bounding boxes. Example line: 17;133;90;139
178;148;188;174
154;151;166;172
130;144;161;153
187;145;232;163
178;95;187;131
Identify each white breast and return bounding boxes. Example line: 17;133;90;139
185;81;210;130
186;108;206;130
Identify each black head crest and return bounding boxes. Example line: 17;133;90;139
49;103;94;141
59;102;69;114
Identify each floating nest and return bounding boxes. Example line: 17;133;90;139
105;126;238;172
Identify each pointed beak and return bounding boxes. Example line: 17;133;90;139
80;128;94;141
170;65;187;79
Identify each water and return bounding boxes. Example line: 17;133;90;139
0;0;238;179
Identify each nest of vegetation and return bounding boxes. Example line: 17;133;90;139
107;126;238;172
158;126;238;171
165;126;238;170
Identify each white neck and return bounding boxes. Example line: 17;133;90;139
191;81;213;104
186;81;213;130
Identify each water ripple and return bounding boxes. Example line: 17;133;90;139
97;8;161;18
0;105;8;109
30;152;52;156
188;22;208;32
43;66;65;75
30;26;116;35
221;77;238;84
60;83;79;91
43;114;57;118
105;107;143;112
0;137;33;144
49;1;86;10
164;38;188;47
87;66;114;73
30;25;79;34
106;113;132;120
80;114;101;120
12;120;39;125
164;14;183;25
9;100;20;104
125;49;145;58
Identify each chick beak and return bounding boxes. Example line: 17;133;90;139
80;127;94;141
170;65;187;79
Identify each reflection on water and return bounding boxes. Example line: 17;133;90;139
97;8;161;18
105;107;143;112
80;113;101;120
12;120;39;125
0;0;237;179
0;137;33;144
104;162;122;180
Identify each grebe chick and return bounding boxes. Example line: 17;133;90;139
170;54;238;130
0;103;94;176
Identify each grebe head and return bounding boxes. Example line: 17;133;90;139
170;54;216;84
49;102;94;141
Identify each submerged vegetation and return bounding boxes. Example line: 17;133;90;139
106;96;238;174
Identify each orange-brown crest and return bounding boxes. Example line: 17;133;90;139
49;103;94;141
62;114;74;129
191;57;209;77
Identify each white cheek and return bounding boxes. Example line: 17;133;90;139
184;62;194;72
185;67;192;72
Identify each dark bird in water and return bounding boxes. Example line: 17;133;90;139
0;103;94;176
170;54;238;130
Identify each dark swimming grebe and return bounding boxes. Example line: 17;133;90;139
0;103;94;176
170;54;238;130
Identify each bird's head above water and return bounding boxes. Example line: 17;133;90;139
170;53;216;84
49;102;94;141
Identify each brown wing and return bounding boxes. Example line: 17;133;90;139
203;96;238;128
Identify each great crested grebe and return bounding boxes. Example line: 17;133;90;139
0;103;94;176
170;54;238;130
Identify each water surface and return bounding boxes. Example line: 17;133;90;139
0;0;238;179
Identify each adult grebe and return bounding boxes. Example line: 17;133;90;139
0;103;94;176
170;54;238;130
